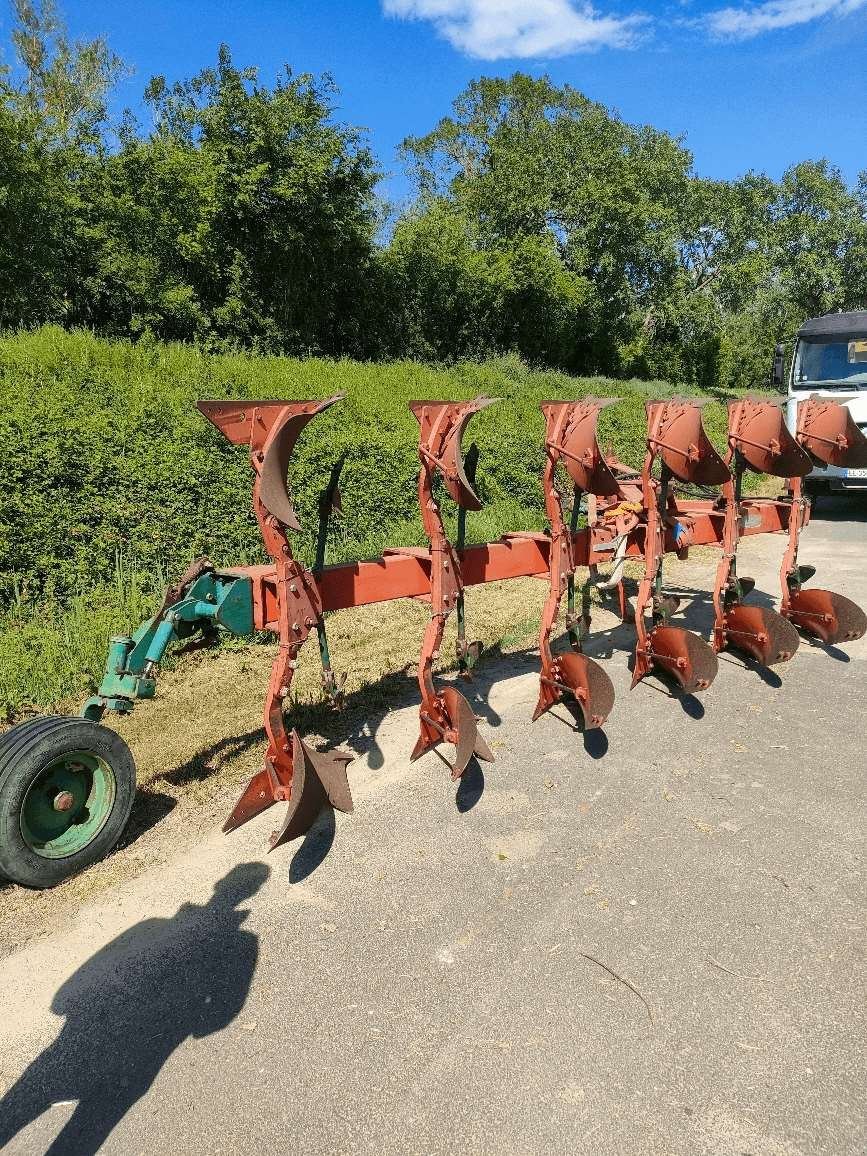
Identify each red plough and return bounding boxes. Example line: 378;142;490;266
197;397;355;849
631;400;727;694
510;400;620;729
6;391;866;888
714;398;804;667
782;398;867;644
395;400;496;778
170;393;867;841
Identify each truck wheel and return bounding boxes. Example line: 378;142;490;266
0;715;136;889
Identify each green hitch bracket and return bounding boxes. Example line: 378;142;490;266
81;571;254;722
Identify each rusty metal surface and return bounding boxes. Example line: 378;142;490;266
222;767;276;834
409;398;497;511
532;400;622;731
224;498;793;630
646;399;730;486
796;397;867;469
182;391;863;869
269;733;353;851
643;625;719;694
198;396;342;530
443;686;495;776
769;400;867;638
154;557;215;621
784;588;867;645
534;651;616;730
201;397;354;850
723;603;800;665
633;400;726;692
542;398;622;496
708;400;817;671
408;400;496;776
728;398;812;478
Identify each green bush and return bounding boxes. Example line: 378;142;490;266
0;328;752;715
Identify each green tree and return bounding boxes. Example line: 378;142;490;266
392;74;695;374
9;0;125;146
716;162;867;391
72;46;381;353
0;0;122;327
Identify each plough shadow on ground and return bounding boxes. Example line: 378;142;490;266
587;570;854;685
155;589;736;831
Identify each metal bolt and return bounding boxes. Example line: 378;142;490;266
292;622;301;632
290;583;298;594
53;791;75;813
279;684;290;698
443;561;449;570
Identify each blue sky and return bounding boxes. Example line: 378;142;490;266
2;1;864;208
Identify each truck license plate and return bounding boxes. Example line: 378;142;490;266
847;468;867;478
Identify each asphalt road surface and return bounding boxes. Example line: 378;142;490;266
1;498;865;1155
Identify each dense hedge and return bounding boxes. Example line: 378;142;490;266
0;327;744;604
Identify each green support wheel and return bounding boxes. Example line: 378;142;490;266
0;715;136;889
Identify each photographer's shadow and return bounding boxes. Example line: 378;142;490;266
0;862;268;1155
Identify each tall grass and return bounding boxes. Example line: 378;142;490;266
0;554;158;720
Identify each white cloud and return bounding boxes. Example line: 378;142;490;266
382;0;647;59
704;0;867;39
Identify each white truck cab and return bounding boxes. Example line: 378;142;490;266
778;311;867;492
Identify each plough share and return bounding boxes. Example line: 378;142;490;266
1;392;864;888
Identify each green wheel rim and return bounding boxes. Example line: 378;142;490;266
20;750;116;859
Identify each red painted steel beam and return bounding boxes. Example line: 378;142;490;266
229;499;793;631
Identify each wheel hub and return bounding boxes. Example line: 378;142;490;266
53;790;76;813
20;751;117;860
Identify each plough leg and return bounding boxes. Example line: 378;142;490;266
223;637;352;848
532;400;618;729
407;400;497;778
711;449;799;667
632;401;724;694
780;399;867;645
199;397;354;849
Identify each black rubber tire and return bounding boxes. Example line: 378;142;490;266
0;715;136;889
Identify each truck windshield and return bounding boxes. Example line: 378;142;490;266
794;339;867;386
